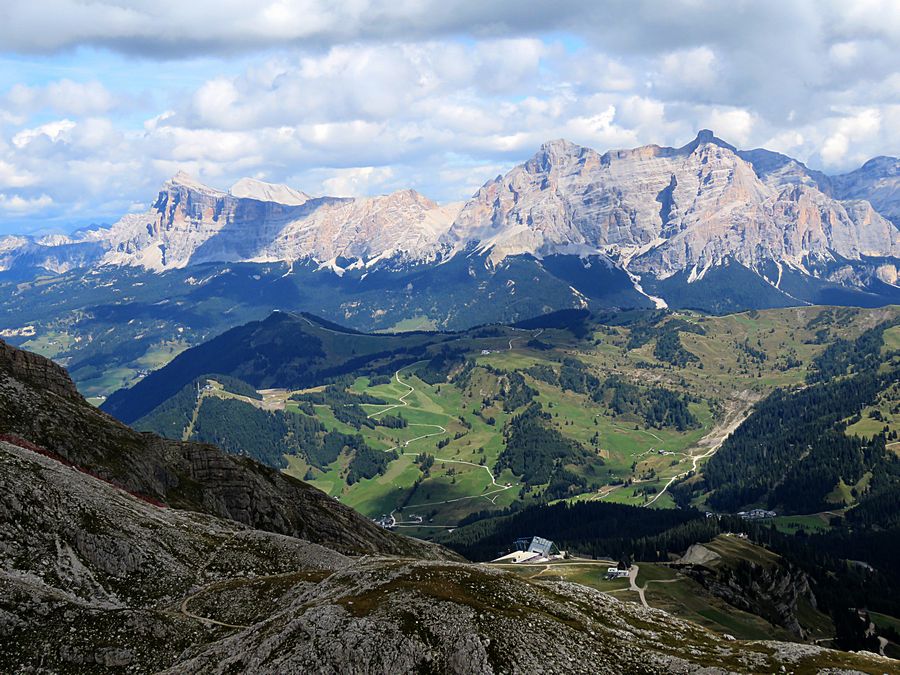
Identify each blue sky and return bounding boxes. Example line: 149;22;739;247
0;0;897;235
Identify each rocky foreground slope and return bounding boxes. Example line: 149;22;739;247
0;339;896;673
2;437;895;674
0;338;443;559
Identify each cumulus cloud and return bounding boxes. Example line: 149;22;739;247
0;193;53;213
320;167;396;197
0;161;36;189
11;119;76;148
703;108;757;147
657;47;719;94
819;108;883;167
0;1;897;232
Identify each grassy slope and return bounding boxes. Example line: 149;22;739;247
307;308;894;523
137;306;900;528
494;554;803;642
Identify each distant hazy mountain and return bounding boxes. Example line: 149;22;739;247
832;156;900;226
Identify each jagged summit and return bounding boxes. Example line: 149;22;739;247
833;154;900;226
859;155;900;172
90;172;460;271
677;128;738;154
446;130;899;290
535;138;583;155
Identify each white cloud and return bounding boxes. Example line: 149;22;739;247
320;166;395;197
763;130;806;155
0;2;897;232
821;132;850;166
829;41;860;68
5;80;115;116
0;161;36;188
704;108;756;147
658;47;718;92
0;193;53;213
12;119;76;148
819;107;882;167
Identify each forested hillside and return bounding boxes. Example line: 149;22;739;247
109;305;899;540
696;318;900;514
99;304;900;657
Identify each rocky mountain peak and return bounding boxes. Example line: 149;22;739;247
833;154;900;225
536;137;584;156
859;155;899;174
446;131;899;282
737;147;832;192
384;187;431;205
229;177;310;205
3;133;897;309
90;172;461;270
166;170;222;194
528;138;592;172
678;128;738;154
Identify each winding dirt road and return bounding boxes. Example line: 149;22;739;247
365;365;517;523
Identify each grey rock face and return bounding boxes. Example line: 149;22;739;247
99;175;460;271
445;133;899;282
0;438;352;672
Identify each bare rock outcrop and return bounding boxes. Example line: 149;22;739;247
445;132;899;282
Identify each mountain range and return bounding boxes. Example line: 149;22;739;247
3;130;898;298
2;131;899;397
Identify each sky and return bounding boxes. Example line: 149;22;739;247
0;0;898;235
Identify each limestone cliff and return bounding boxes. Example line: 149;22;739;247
445;132;899;284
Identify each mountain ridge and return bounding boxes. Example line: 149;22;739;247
2;131;895;300
2;133;899;397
